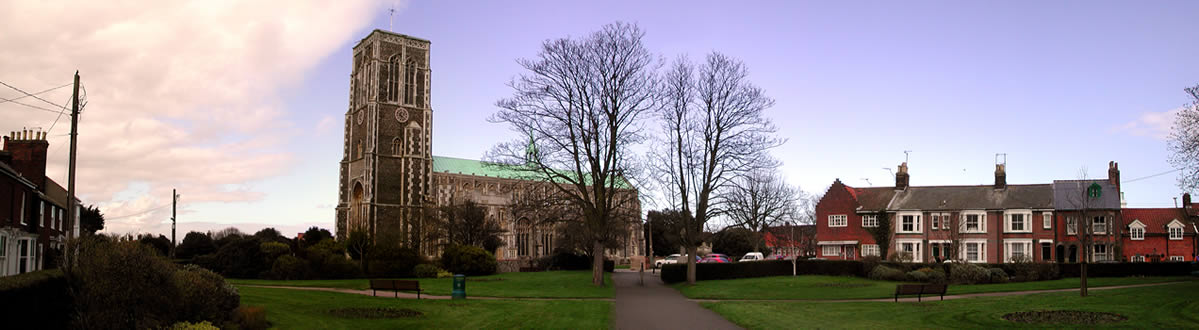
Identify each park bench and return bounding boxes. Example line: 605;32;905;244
370;279;423;299
894;284;947;302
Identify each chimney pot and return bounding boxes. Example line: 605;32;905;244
994;164;1007;189
895;162;910;190
1185;193;1192;208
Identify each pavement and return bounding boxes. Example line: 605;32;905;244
611;270;742;330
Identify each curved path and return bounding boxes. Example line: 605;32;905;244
611;271;741;330
237;284;613;301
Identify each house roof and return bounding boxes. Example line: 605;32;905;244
888;184;1053;210
852;187;897;211
0;161;36;189
1052;180;1121;210
1124;208;1188;234
763;225;814;247
431;155;634;189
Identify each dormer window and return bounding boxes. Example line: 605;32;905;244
1169;220;1184;240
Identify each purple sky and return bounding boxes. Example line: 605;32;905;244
3;1;1197;236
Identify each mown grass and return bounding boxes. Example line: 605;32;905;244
672;275;1194;300
229;271;614;298
703;280;1199;329
237;286;610;329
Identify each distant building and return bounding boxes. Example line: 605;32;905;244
0;130;80;276
334;29;642;263
763;224;815;257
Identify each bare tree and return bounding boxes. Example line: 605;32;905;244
489;22;657;286
435;200;507;249
725;169;796;254
652;53;781;284
1168;85;1199;193
1062;167;1119;297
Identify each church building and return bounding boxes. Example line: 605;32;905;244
335;30;643;264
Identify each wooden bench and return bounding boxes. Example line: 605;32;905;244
370;279;423;299
894;284;947;302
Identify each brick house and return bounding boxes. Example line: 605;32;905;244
763;224;816;257
815;162;1130;264
1122;207;1194;262
1050;163;1123;263
0;130;80;276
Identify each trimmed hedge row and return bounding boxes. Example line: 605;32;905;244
0;269;71;329
660;260;1193;284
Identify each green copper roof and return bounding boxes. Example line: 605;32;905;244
431;155;634;189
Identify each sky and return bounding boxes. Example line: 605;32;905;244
1;1;1197;237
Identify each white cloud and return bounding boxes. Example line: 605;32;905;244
0;1;388;233
316;115;337;135
1112;107;1180;140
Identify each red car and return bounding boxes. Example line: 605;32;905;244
700;256;730;263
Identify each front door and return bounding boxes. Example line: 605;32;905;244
844;245;856;260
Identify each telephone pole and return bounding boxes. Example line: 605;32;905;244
171;189;178;258
66;71;80;238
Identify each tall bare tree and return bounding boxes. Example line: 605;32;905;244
652;53;781;284
1168;85;1199;193
489;22;657;286
725;169;797;254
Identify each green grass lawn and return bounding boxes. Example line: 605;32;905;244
703;280;1199;329
672;275;1194;300
238;286;610;329
229;271;614;298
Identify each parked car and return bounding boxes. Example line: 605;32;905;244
700;256;730;263
655;254;681;268
739;252;765;262
705;253;730;261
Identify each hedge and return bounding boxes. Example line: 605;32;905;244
0;269;71;329
660;260;1193;284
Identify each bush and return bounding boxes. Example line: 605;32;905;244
440;245;497;276
918;267;947;283
176;232;216;260
906;270;929;282
266;255;311;280
1058;262;1191;277
66;237;182;329
174;265;240;324
0;269;70;329
232;306;269;330
1004;260;1058;282
547;250;592;270
869;265;907;281
368;245;422;278
169;321;221;330
208;237;268;279
260;242;291;261
303;247;361;279
948;263;990;284
413;264;444;278
987;268;1009;283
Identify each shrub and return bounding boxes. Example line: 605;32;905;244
948;263;990;284
869;265;907;281
169;321;221;330
440;245;498;276
304;248;361;279
906;270;929;282
266;255;311;280
988;268;1009;283
260;242;291;260
176;232;216;260
413;264;444;278
1058;262;1191;277
368;245;422;278
1004;260;1058;282
0;269;70;329
547;250;592;270
660;259;864;283
66;237;182;329
208;237;268;279
919;267;947;283
232;306;269;330
174;265;240;324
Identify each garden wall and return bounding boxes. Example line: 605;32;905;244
660;260;1195;284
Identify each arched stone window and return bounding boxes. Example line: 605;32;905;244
350;182;366;232
380;55;400;103
391;137;402;155
516;218;532;257
404;58;417;105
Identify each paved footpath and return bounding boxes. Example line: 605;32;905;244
611;270;741;330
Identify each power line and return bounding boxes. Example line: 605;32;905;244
46;93;73;133
0;80;66;108
106;204;173;220
0;82;72;105
0;97;67;114
1123;168;1181;183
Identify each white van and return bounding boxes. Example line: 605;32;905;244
739;252;765;262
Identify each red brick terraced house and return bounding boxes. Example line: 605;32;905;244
1121;193;1197;262
0;130;80;276
1050;162;1124;263
816;162;1129;264
763;224;816;258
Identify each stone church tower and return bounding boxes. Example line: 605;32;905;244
336;30;433;242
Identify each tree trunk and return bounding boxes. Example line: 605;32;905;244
686;245;698;285
592;240;605;286
1080;247;1088;297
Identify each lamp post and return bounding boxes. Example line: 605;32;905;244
791;221;797;276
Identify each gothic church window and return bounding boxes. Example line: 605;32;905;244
404;58;417;105
406;123;423;156
380;55;400;103
392;138;402;155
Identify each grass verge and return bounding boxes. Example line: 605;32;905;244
672;275;1193;300
702;281;1199;329
238;286;610;329
229;271;614;298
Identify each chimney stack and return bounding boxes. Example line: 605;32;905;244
1107;161;1120;191
1185;193;1192;209
994;164;1007;189
895;162;910;190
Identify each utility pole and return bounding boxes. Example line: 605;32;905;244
171;189;178;258
66;71;80;239
648;219;654;274
791;221;797;276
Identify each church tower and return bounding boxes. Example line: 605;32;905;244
336;30;433;244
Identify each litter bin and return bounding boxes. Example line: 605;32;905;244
452;274;466;300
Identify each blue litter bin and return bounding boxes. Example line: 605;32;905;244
452;274;466;299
